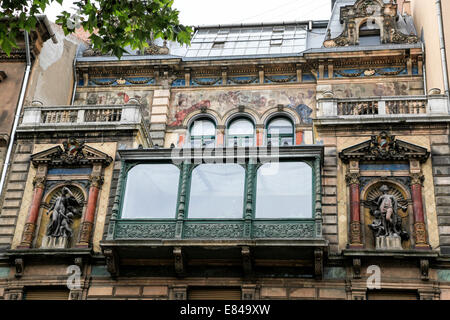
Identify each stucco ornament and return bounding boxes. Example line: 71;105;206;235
365;184;409;249
323;0;418;48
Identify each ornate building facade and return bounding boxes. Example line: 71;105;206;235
1;0;450;300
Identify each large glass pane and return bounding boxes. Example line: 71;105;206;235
228;118;254;135
256;162;312;218
190;119;216;147
121;164;180;219
268;117;293;135
267;117;294;146
188;164;245;218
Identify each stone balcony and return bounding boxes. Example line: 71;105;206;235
18;104;144;132
315;94;450;125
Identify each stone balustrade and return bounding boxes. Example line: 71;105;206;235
20;104;141;127
317;94;449;118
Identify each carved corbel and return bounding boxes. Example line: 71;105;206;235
241;246;252;276
75;257;84;275
173;247;185;276
353;258;361;279
103;249;119;277
420;259;429;281
70;290;83;300
15;258;24;278
314;249;323;279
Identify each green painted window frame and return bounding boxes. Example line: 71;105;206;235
189;118;216;148
226;118;255;147
118;159;316;221
266;116;295;146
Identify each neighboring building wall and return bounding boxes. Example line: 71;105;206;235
410;0;450;94
25;24;86;106
0;63;26;174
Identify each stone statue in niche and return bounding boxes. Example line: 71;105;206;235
41;187;82;249
365;184;409;250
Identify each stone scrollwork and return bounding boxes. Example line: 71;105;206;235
252;223;315;238
115;223;176;239
323;0;418;48
345;172;360;185
183;223;244;239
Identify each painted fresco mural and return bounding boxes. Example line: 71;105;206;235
331;80;424;98
168;88;315;127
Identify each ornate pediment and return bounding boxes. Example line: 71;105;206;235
324;0;419;48
339;131;430;163
31;138;113;167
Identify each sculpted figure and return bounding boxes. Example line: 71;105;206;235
366;184;409;241
46;187;81;239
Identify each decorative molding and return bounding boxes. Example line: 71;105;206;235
252;223;315;238
352;258;361;279
345;172;360;186
314;249;323;279
414;222;428;246
420;259;429;281
173;247;185;276
103;249;119;277
15;258;24;278
115;223;176;239
323;0;418;48
183;223;244;239
31;138;113;167
241;246;252;275
339;131;430;163
350;221;363;245
410;172;425;186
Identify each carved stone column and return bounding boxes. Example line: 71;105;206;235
18;165;47;248
410;163;429;249
77;164;103;248
346;160;362;248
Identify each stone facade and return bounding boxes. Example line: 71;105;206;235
1;0;450;300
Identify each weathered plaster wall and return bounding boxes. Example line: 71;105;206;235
411;0;450;94
25;24;85;106
0;63;26;139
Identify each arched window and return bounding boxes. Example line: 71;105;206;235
227;117;255;147
255;162;312;218
190;118;216;148
359;21;381;46
188;164;245;218
267;116;294;146
121;164;180;218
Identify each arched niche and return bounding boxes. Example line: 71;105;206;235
360;179;413;250
35;184;87;249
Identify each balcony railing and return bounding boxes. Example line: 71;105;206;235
318;94;449;118
21;104;141;127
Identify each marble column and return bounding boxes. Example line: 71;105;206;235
410;168;429;249
18;165;47;248
346;160;363;248
76;165;102;247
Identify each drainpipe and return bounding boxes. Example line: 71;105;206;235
436;0;450;100
0;31;32;197
422;42;427;95
70;44;81;105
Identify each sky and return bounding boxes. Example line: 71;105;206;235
44;0;333;26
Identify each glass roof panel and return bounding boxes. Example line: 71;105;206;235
186;25;308;58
